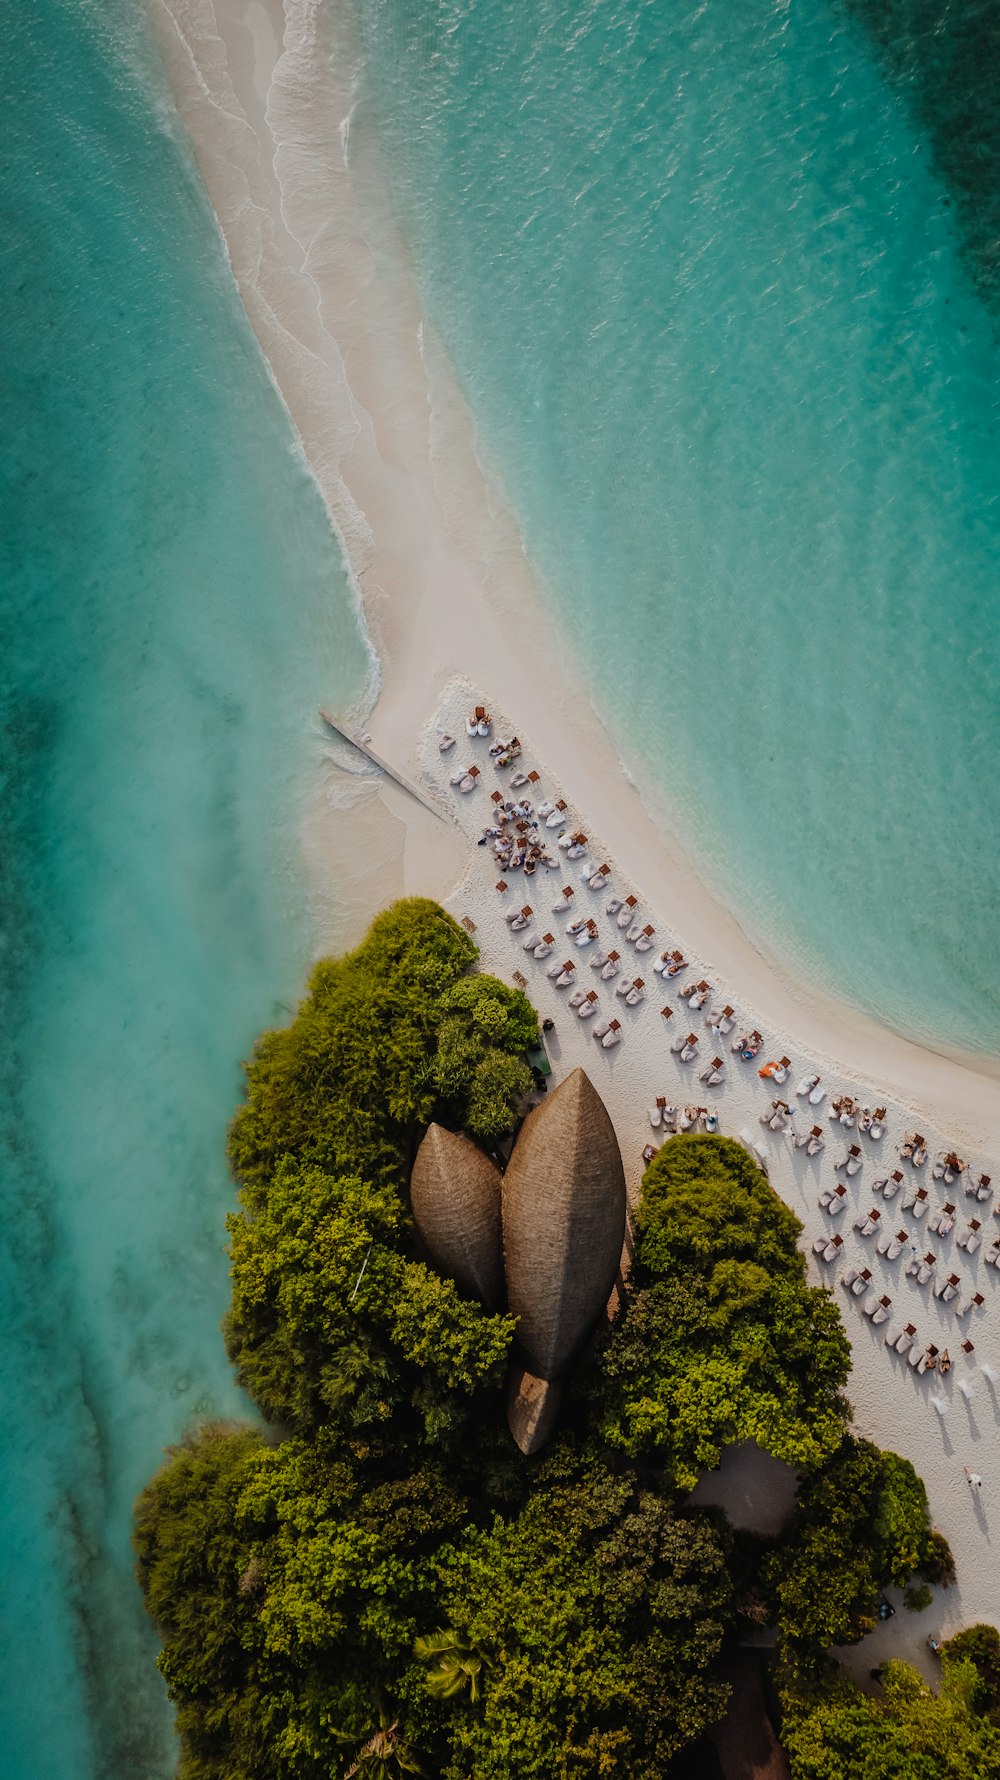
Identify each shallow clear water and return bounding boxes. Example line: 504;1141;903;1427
350;0;1000;1057
0;3;371;1774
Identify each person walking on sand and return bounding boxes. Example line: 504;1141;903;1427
965;1467;983;1492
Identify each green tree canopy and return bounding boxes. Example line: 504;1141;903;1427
404;1442;733;1780
431;976;536;1140
225;1162;515;1443
781;1657;1000;1779
134;1426;468;1780
228;899;534;1202
586;1136;851;1487
764;1438;950;1659
136;907;956;1780
943;1624;1000;1724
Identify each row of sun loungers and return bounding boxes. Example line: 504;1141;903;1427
477;747;997;1247
648;1100;720;1134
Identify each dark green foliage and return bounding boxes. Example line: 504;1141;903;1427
587;1136;851;1486
943;1624;1000;1724
764;1438;946;1659
134;1426;468;1780
225;1162;514;1443
780;1656;1000;1778
228;899;533;1200
405;1442;733;1779
921;1528;956;1588
431;976;536;1141
224;900;530;1438
903;1584;933;1613
136;907;953;1779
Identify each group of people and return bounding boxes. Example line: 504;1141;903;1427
477;794;563;874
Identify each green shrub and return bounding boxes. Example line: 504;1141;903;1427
903;1584;933;1613
225;1162;514;1442
780;1655;1000;1778
944;1624;1000;1723
765;1439;944;1659
922;1528;957;1587
404;1441;733;1779
586;1136;851;1487
228;899;532;1202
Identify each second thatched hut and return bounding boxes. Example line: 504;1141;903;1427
501;1066;626;1380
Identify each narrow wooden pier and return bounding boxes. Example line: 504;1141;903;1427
318;709;444;819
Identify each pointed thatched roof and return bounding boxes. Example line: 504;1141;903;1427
410;1123;504;1308
506;1363;563;1456
501;1067;626;1379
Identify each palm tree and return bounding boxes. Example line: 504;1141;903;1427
343;1714;423;1779
414;1627;493;1704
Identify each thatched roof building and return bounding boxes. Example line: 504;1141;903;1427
501;1067;626;1379
410;1123;504;1308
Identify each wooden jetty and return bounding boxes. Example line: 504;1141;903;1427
318;709;443;819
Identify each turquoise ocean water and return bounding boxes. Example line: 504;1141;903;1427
350;0;1000;1057
0;3;370;1775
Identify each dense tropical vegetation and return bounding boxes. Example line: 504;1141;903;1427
135;898;990;1778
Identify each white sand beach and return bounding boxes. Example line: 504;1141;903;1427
153;0;1000;1670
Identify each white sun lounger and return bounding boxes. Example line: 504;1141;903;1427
601;1023;622;1049
877;1230;907;1261
955;1292;984;1317
567;988;586;1009
601;956;621;981
532;936;555;959
554;966;576;989
796;1074;819;1097
591;1021;610;1041
605;896;622;916
933;1273;960;1303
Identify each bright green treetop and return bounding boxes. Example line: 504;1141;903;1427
587;1136;851;1486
